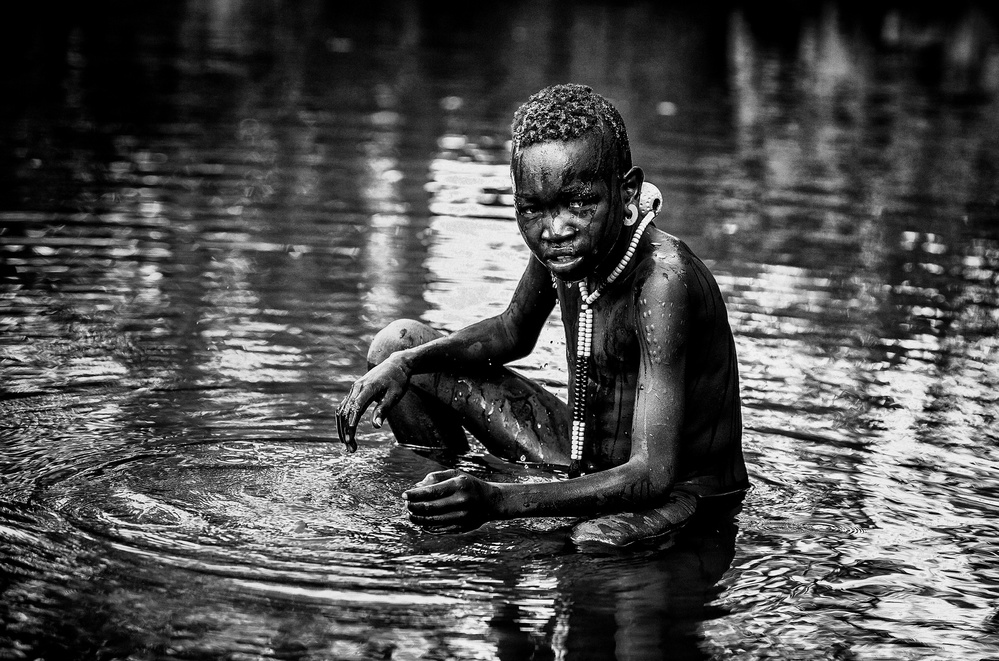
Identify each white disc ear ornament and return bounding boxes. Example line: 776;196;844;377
623;204;639;226
638;182;663;218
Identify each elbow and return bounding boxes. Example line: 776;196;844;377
496;316;535;361
490;336;532;365
623;461;674;509
507;337;535;361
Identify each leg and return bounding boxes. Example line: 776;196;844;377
367;320;469;451
368;319;571;465
569;489;699;550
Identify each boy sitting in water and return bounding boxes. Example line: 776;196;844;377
335;83;748;548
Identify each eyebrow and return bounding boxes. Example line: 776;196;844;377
560;181;596;195
514;180;597;200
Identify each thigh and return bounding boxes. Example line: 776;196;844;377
411;366;571;466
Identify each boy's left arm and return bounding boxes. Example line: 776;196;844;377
404;265;688;529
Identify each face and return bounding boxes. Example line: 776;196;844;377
512;134;623;282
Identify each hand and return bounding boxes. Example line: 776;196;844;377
335;355;410;452
403;469;498;533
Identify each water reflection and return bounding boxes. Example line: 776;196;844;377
2;0;999;659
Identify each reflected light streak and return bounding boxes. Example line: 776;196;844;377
232;579;462;606
359;110;412;331
427;158;513;221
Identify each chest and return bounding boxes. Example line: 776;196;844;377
559;288;639;379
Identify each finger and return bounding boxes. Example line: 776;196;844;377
370;397;389;429
339;386;376;451
406;492;467;516
336;380;363;416
404;470;461;496
345;386;377;430
336;387;363;452
341;416;357;453
344;427;357;453
403;481;462;504
335;410;357;453
408;509;470;527
371;381;405;428
410;513;479;535
419;469;461;486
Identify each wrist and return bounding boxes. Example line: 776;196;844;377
490;482;514;520
389;347;417;375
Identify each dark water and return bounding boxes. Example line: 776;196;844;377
2;2;999;659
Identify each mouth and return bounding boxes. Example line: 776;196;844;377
545;253;583;274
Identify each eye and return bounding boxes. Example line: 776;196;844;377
568;196;598;211
517;203;542;218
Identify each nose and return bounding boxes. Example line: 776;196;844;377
541;210;574;242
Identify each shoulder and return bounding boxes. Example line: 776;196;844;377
623;233;693;364
626;231;693;347
633;230;690;306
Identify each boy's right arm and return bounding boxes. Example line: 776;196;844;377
335;257;555;450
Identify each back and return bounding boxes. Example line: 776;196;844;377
670;234;749;497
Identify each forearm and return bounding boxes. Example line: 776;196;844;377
491;461;672;520
402;452;676;530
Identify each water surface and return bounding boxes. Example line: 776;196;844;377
2;2;999;659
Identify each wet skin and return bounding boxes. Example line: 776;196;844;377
336;133;748;535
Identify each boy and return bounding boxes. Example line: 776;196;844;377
335;84;748;548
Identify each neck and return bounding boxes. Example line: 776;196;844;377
589;223;645;287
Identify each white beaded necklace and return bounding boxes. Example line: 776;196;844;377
563;184;661;477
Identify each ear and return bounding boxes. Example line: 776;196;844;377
620;166;644;207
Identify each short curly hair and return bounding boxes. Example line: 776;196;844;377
511;83;632;178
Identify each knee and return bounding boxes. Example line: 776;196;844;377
367;319;440;367
570;514;651;550
570;491;697;550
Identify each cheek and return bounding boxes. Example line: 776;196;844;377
517;221;542;248
588;211;618;245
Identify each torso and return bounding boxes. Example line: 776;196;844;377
556;228;749;496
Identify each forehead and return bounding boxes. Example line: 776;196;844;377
512;134;611;193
